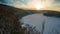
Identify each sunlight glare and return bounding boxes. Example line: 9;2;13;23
34;4;43;10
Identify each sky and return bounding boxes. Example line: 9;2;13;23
0;0;60;11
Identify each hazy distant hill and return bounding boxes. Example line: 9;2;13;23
0;4;36;19
0;4;60;19
42;10;60;17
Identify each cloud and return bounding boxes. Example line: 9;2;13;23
54;0;60;2
0;0;28;5
0;0;60;11
0;0;5;3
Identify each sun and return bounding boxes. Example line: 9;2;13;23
34;4;43;10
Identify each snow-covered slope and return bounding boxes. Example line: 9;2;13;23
21;14;45;32
21;14;60;34
43;16;60;34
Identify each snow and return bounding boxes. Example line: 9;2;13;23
43;16;60;34
21;14;45;32
21;14;60;34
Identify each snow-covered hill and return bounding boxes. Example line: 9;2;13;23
43;16;60;34
21;13;60;34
